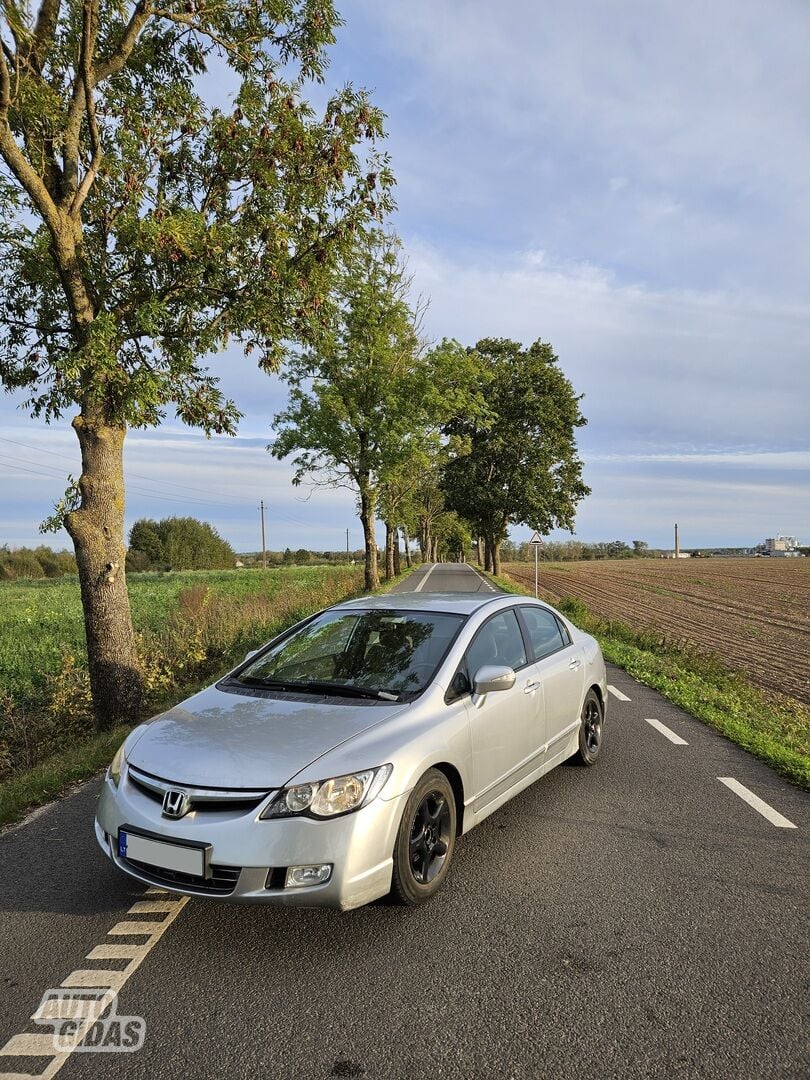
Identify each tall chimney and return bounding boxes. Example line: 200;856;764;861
675;522;680;558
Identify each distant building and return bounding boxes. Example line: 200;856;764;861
759;535;802;557
663;551;691;559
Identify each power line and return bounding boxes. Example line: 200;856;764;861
0;444;348;534
0;435;257;507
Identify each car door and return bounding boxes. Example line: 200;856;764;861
518;606;585;761
453;608;544;816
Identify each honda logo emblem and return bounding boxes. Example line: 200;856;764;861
162;789;190;819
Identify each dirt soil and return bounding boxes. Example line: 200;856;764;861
504;557;810;704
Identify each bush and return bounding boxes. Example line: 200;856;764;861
128;516;235;570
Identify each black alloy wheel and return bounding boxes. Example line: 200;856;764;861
573;689;604;765
390;768;457;905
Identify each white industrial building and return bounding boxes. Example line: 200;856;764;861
759;535;802;557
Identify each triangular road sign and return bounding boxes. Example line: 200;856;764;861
529;531;543;545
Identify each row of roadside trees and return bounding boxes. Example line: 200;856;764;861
271;231;589;587
0;1;588;731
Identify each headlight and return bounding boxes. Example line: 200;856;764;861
261;764;393;820
108;743;126;788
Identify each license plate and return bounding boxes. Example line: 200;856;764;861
118;829;205;877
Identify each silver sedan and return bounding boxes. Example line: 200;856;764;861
95;592;607;909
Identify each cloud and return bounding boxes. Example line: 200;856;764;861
405;239;810;452
346;0;810;296
0;421;359;551
2;1;808;551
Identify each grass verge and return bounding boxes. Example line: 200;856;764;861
0;566;416;829
0;727;129;830
481;565;810;791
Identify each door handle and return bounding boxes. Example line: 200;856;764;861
568;658;582;670
524;679;539;694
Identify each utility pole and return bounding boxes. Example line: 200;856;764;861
346;527;350;563
675;522;680;559
260;500;267;569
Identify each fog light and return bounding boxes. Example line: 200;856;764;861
285;863;332;888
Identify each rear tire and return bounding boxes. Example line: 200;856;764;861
390;769;456;906
572;689;604;765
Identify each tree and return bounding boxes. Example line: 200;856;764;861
0;1;392;728
128;520;163;568
436;512;471;562
632;539;649;556
128;516;233;569
443;338;590;576
271;237;480;590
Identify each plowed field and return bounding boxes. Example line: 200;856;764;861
504;558;810;704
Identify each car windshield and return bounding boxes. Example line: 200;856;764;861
236;609;465;701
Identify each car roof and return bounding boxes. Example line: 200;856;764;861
333;591;520;616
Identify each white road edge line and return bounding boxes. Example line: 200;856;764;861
467;564;497;592
607;685;631;702
718;777;798;829
0;891;189;1080
413;563;437;592
645;718;688;745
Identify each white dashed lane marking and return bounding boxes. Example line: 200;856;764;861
412;563;437;592
645;717;689;745
0;889;189;1080
718;777;798;829
607;685;631;702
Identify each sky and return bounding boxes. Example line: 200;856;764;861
2;0;809;552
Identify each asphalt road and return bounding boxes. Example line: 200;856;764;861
1;563;808;1079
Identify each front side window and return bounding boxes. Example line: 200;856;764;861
236;609;465;702
520;606;567;660
465;609;527;678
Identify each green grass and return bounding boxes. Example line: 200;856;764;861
481;565;810;790
0;566;361;703
0;726;129;829
0;563;414;828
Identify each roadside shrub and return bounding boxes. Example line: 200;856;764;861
558;596;589;623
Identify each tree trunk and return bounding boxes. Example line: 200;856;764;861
64;410;142;730
393;528;402;576
359;481;379;591
384;520;395;581
484;535;494;573
403;526;412;568
492;539;501;577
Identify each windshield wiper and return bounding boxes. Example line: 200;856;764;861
238;676;399;702
298;680;400;702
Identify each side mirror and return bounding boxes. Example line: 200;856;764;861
243;649;259;663
473;664;516;695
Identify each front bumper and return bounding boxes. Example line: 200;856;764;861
95;769;407;910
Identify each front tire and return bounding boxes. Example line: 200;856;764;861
390;769;456;906
572;689;604;765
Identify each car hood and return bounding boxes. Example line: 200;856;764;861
126;683;408;789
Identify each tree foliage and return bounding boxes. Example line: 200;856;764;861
271;232;481;589
0;543;77;578
443;338;589;575
0;0;392;728
0;0;393;425
127;516;234;570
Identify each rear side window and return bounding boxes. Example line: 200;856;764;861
465;609;527;675
520;606;567;660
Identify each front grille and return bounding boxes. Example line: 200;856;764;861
122;856;242;896
127;765;270;814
